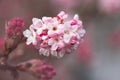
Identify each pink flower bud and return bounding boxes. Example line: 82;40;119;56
17;59;56;80
6;18;25;38
5;18;26;54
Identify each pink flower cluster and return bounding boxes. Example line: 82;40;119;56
6;18;25;38
23;11;85;58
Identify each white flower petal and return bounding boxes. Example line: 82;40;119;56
36;28;43;35
44;50;49;56
63;34;71;43
51;50;57;56
51;43;58;50
47;23;53;29
58;40;64;48
58;50;65;58
58;11;68;19
26;37;34;45
48;30;54;35
39;48;44;55
23;29;31;37
48;38;54;45
42;16;53;23
57;24;64;33
39;48;49;56
58;11;65;16
42;16;47;21
64;22;71;29
79;29;86;37
74;14;79;20
76;33;80;39
72;25;78;32
32;18;42;25
42;24;47;29
42;36;47;40
32;39;37;45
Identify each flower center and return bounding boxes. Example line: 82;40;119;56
55;38;59;42
52;26;57;31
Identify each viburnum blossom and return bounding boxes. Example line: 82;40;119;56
23;11;86;58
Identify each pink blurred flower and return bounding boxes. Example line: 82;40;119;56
51;0;81;10
109;28;120;48
77;30;92;64
51;0;94;12
98;0;120;14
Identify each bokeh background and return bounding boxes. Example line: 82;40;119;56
0;0;120;80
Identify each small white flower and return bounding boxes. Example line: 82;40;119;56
32;18;43;29
23;28;37;45
48;24;63;35
57;50;65;58
36;24;47;35
76;29;86;39
73;14;83;28
63;22;78;43
31;18;47;35
57;11;68;20
48;37;64;51
42;16;53;24
51;50;57;57
47;21;64;35
39;48;49;56
74;14;79;20
79;29;86;37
